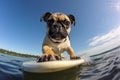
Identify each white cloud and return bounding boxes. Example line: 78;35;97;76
80;37;120;56
110;1;120;12
79;26;120;56
115;3;120;12
89;26;120;46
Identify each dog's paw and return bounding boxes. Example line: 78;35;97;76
70;56;81;60
37;54;61;62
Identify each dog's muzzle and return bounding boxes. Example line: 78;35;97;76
48;23;68;41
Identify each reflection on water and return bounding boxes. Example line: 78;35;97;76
24;66;82;80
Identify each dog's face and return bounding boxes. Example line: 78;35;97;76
41;12;75;42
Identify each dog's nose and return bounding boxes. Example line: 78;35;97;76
54;24;62;32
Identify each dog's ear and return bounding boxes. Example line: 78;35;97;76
40;12;52;22
67;14;76;26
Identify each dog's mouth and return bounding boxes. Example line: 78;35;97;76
48;26;68;41
49;32;67;40
48;33;67;43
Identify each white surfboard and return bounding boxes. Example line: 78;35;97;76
22;58;85;73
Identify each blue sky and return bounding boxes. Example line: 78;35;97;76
0;0;120;55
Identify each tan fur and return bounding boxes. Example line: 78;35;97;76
51;13;70;21
42;12;76;58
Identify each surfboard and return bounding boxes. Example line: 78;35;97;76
22;58;85;73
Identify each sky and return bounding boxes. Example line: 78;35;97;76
0;0;120;55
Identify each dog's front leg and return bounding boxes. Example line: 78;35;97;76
42;45;55;55
67;46;76;58
37;45;61;62
67;46;81;59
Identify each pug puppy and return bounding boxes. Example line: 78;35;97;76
37;12;80;62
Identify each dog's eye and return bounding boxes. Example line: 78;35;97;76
47;19;54;25
64;20;70;26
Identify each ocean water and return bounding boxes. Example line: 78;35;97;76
0;46;120;80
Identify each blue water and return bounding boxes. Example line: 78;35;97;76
0;46;120;80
